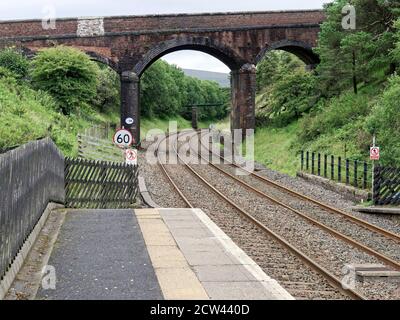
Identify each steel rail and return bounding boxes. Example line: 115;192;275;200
200;130;400;243
190;133;400;270
165;131;366;300
154;131;193;208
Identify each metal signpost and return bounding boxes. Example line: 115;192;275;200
370;136;380;203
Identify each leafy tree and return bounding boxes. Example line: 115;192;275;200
316;0;399;96
140;59;229;121
0;48;29;79
31;46;99;115
92;65;120;113
256;51;303;92
257;70;317;126
365;75;400;165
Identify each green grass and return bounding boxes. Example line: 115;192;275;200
252;121;299;176
0;77;119;157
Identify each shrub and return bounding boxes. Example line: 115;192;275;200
256;70;318;127
92;65;120;113
0;66;17;79
365;75;400;165
31;46;99;115
297;91;372;143
0;48;29;79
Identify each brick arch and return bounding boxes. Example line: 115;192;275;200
133;37;243;77
85;51;118;72
255;40;320;66
16;46;118;71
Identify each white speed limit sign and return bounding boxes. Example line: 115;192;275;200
113;129;134;148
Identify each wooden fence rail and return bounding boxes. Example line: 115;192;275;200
0;138;64;281
65;158;139;209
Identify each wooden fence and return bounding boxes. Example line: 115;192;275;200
78;134;124;163
0;138;65;281
373;165;400;205
65;158;139;209
300;151;372;190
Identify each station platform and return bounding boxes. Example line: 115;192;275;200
139;208;293;300
6;208;293;300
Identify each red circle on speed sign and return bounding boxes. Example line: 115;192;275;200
113;129;134;148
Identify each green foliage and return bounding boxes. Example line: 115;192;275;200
257;70;317;126
0;66;17;79
0;48;29;80
256;51;304;91
252;122;300;176
0;62;116;156
365;75;400;165
297;91;373;143
141;60;229;121
256;51;316;126
252;0;400;170
316;0;399;96
92;65;120;113
141;61;183;118
30;46;99;115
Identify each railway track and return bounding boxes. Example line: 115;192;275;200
199;130;400;243
190;131;400;271
156;131;367;300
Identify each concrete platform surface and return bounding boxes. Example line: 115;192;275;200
136;208;294;300
36;209;163;300
7;207;293;300
352;206;400;215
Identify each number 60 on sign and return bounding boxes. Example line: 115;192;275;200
113;129;134;148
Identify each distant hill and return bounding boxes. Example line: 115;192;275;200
182;69;230;88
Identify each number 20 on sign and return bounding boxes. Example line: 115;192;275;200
113;129;134;148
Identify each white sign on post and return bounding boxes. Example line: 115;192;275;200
113;129;134;149
125;149;137;165
370;147;380;161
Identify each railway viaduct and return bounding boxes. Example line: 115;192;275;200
0;10;325;143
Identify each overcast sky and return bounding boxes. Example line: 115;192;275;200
0;0;331;73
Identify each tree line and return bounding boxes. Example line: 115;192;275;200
255;0;400;165
0;46;230;121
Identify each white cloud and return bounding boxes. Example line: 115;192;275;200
162;51;230;73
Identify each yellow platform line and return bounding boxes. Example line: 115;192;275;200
135;209;209;300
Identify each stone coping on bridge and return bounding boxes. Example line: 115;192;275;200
0;9;325;24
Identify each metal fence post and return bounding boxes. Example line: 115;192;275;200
306;152;309;171
324;154;328;178
363;161;368;190
346;159;350;185
338;157;342;183
331;155;335;181
301;151;304;171
317;153;321;176
373;164;378;205
354;160;358;188
312;152;315;175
